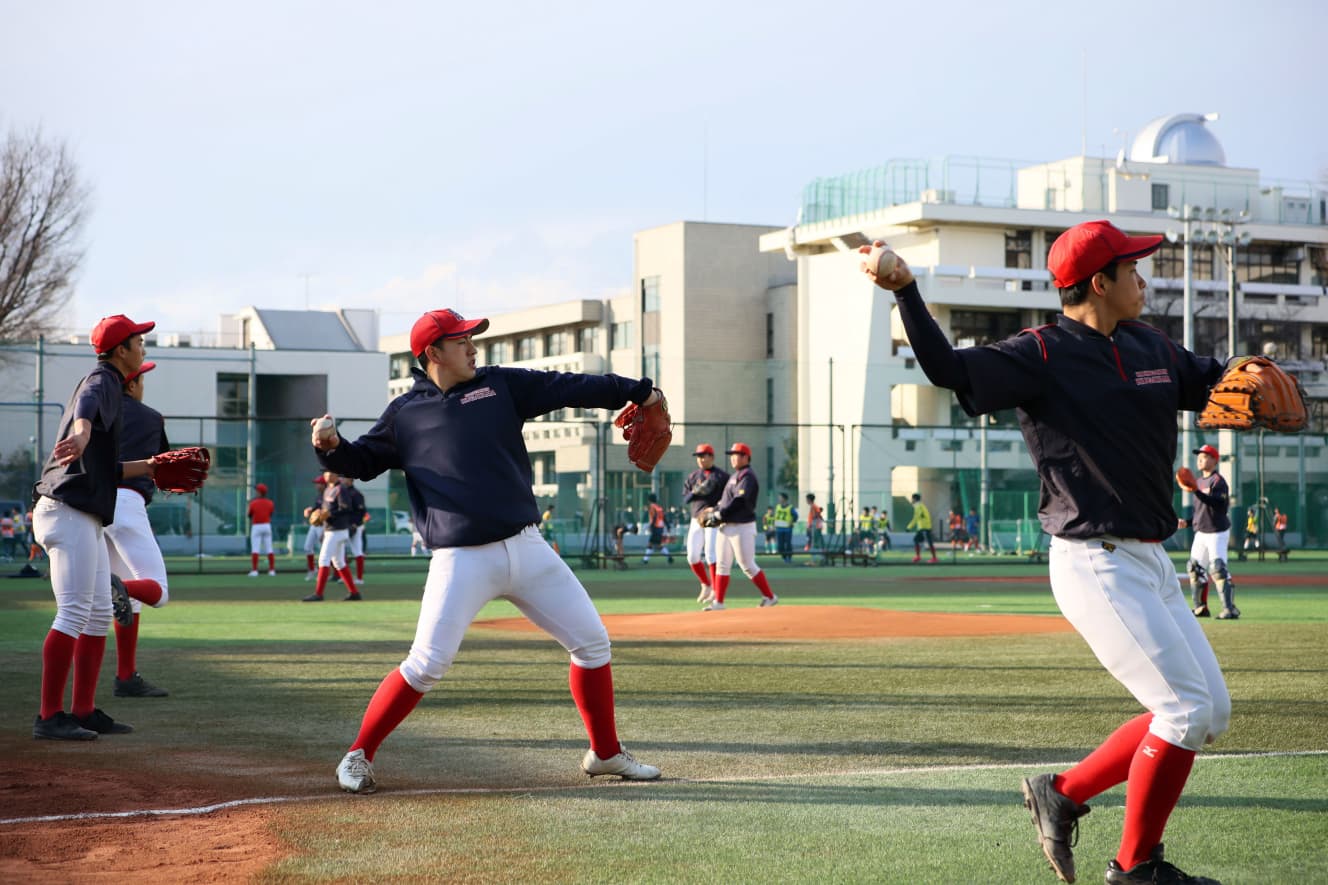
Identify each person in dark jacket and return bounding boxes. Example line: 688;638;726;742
697;443;778;610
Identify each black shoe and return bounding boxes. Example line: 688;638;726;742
73;708;133;734
1021;773;1090;883
1192;605;1210;618
110;575;134;627
114;672;169;698
1216;607;1240;620
1105;844;1220;884
33;711;98;741
302;593;324;602
343;592;363;601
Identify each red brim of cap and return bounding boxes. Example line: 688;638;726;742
1051;234;1165;288
123;361;157;384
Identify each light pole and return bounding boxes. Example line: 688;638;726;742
1166;205;1202;501
1214;210;1251;506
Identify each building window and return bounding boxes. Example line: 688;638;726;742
1151;243;1216;281
578;327;597;353
766;313;775;358
610;321;633;350
1042;230;1065;266
516;336;537;361
216;373;248;418
1151;183;1170;211
766;378;774;423
643;345;661;382
1238;242;1300;284
950;310;1023;346
391;354;414;379
545;330;573;357
641;275;661;313
1006;229;1033;291
486;340;511;365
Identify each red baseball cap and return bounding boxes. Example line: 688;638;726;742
1048;220;1164;289
409;309;490;357
91;314;155;353
693;444;715;456
313;475;327;484
1193;444;1219;458
123;361;156;385
725;442;752;457
255;483;268;494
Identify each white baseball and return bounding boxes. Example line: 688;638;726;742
314;416;337;440
875;247;898;278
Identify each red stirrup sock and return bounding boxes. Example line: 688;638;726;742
1055;712;1153;804
350;669;425;761
1116;736;1196;871
114;613;141;681
356;556;364;580
338;567;358;594
314;566;330;597
70;633;108;719
690;562;711;586
251;553;259;571
40;629;78;719
714;574;731;603
268;554;276;572
569;662;621;759
306;554;316;571
124;578;163;607
751;570;774;598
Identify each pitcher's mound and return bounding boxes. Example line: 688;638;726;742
475;604;1073;641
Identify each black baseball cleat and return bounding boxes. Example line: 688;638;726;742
33;711;98;741
1192;605;1210;618
1216;606;1240;620
73;708;133;734
114;672;169;698
1021;773;1090;883
1105;844;1221;884
302;593;324;602
343;592;363;601
110;575;134;627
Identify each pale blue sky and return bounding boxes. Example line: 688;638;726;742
4;0;1325;341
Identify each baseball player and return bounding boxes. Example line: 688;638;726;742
303;472;362;601
340;476;369;583
804;493;824;554
965;507;981;554
640;493;672;564
906;493;939;563
302;474;328;579
774;493;796;563
698;443;778;610
313;307;662;792
1178;444;1238;620
103;361;173;698
862;221;1229;884
247;483;277;576
682;444;727;603
31;314;165;740
1273;507;1289;561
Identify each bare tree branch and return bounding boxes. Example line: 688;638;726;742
0;127;90;343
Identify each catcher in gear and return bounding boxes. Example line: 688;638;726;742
1177;444;1238;619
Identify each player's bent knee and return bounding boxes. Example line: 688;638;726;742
399;654;451;692
568;633;612;670
740;564;761;579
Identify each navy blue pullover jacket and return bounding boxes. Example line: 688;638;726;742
34;362;127;525
119;395;171;504
716;466;759;525
683;467;729;518
892;280;1222;541
318;366;653;548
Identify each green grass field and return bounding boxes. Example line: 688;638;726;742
1;553;1325;883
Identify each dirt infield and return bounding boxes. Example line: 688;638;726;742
473;604;1076;641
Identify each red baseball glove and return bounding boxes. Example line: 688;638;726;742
1175;467;1198;492
150;446;211;493
1197;356;1308;433
613;389;672;473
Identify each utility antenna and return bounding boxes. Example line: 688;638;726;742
299;273;315;309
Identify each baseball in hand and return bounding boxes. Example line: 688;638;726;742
313;416;337;441
874;246;898;278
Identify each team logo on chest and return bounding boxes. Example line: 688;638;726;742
460;387;497;405
1134;368;1171;386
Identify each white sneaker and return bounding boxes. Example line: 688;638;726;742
267;570;276;576
697;587;714;604
337;748;377;793
304;570;315;582
247;570;258;577
703;602;725;611
581;746;660;780
760;595;779;607
355;576;366;585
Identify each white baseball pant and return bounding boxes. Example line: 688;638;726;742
348;524;364;557
398;526;610;692
716;521;761;579
104;488;170;615
1189;529;1229;571
250;523;274;555
685;519;718;566
304;524;324;556
318;527;350;569
32;496;113;638
1048;535;1230;750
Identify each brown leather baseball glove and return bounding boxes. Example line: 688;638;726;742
613;389;672;473
150;446;210;493
1175;467;1198;491
1197;356;1308;432
308;509;328;527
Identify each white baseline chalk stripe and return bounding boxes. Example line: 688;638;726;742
3;749;1324;827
